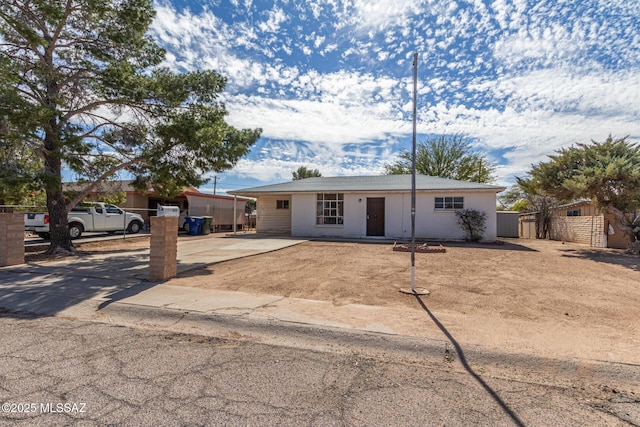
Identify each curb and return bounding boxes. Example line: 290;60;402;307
99;300;449;359
95;301;640;391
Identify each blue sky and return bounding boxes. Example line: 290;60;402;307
148;0;640;195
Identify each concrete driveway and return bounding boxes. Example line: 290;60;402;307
0;233;306;317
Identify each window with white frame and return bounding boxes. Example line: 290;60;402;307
316;193;344;225
566;209;581;216
276;200;289;209
434;196;464;210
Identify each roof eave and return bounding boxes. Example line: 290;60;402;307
230;187;506;196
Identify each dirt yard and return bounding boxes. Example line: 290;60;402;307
165;238;640;363
42;235;640;363
167;239;638;323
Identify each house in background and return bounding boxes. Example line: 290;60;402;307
519;200;637;249
66;180;248;231
228;175;505;241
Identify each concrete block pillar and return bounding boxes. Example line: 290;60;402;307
0;211;25;267
149;216;179;281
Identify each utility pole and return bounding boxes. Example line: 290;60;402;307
400;52;429;296
213;176;217;195
410;52;417;293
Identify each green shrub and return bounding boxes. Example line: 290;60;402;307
455;209;487;242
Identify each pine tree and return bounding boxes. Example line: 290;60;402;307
0;0;261;253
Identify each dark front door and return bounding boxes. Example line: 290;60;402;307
366;198;385;236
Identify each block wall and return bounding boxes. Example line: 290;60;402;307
149;216;178;281
550;215;606;248
0;212;25;266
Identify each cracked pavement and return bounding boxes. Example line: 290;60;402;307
1;313;638;426
2;235;639;425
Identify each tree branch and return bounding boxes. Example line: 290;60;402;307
67;157;144;209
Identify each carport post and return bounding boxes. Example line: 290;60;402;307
233;195;237;235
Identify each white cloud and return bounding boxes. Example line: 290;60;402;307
147;0;640;188
493;24;583;66
350;0;425;30
226;95;406;145
258;7;288;33
488;68;640;117
411;98;640;187
223;139;392;183
313;35;325;49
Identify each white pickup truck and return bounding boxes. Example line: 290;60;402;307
24;202;144;240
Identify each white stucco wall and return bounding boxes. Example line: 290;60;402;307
290;191;499;241
291;193;366;238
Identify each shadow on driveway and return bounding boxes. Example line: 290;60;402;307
0;249;206;318
3;234;305;319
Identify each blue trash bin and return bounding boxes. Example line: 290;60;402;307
187;216;203;236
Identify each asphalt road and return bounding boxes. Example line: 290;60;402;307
8;234;640;425
0;311;636;426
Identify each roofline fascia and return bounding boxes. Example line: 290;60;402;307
229;187;506;197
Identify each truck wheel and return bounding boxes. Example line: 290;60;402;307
127;221;142;234
69;223;83;239
36;232;50;240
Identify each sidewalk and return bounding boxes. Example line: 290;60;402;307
0;234;439;336
2;232;444;342
3;233;640;370
0;233;307;319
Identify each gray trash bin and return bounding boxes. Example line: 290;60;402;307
200;216;213;235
